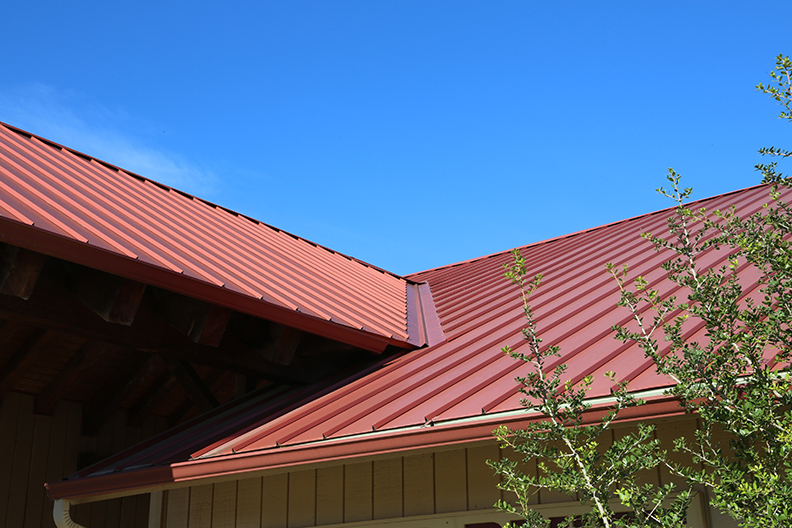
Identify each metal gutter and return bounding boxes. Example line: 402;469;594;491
46;390;683;503
53;500;87;528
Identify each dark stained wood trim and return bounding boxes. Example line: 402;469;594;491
160;355;219;414
0;327;56;399
127;369;178;427
0;246;47;300
106;279;147;326
167;369;231;427
82;354;157;436
234;372;259;399
196;304;232;346
35;340;106;414
0;318;24;349
269;326;303;366
60;262;147;326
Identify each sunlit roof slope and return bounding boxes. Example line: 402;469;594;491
47;182;787;502
0;121;440;352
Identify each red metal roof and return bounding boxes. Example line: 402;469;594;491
0;121;441;352
46;182;787;502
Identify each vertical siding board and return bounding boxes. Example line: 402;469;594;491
466;444;501;510
614;425;660;486
343;462;373;523
316;466;343;526
121;496;139;528
497;445;540;507
403;452;434;517
44;402;70;528
7;394;35;527
434;449;467;514
0;393;21;525
24;413;52;528
106;411;129;527
166;487;191;528
189;484;214;528
261;473;288;528
656;417;700;489
62;401;82;476
212;481;238;528
236;477;262;528
373;458;403;520
149;491;165;528
89;413;117;527
120;425;144;528
135;492;152;528
71;503;92;527
536;442;570;505
288;469;316;528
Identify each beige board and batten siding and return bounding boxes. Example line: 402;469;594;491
148;416;713;528
0;392;166;528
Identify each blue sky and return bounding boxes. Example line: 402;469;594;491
1;2;790;275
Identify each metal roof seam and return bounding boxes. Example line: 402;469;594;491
0;141;142;260
19;135;190;272
407;184;774;280
2;121;413;281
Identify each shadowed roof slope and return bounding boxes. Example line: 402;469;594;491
46;182;787;502
0;121;439;352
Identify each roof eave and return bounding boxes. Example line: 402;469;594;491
46;394;684;504
0;218;410;353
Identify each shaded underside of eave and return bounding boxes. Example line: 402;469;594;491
46;394;685;503
0;217;408;353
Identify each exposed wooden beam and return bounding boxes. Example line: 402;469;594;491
0;271;311;382
266;325;303;366
0;327;57;399
82;354;157;436
168;369;231;427
0;256;370;384
160;355;219;414
197;304;232;346
35;340;106;414
127;368;178;427
0;244;47;300
234;372;259;399
60;262;146;326
149;288;230;346
0;318;24;350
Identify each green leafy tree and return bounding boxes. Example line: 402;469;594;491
491;55;792;527
489;252;692;528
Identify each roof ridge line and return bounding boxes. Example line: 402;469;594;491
406;181;773;277
0;120;412;284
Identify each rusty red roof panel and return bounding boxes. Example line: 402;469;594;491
46;182;788;502
0;122;443;351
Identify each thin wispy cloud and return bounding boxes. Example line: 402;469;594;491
0;83;219;196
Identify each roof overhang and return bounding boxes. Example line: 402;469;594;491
46;391;684;504
0;217;409;353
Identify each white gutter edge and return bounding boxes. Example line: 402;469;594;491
54;499;87;528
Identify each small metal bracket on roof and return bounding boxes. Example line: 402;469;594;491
322;433;327;439
371;425;376;431
422;417;435;428
481;408;487;415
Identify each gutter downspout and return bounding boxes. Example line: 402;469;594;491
54;499;87;528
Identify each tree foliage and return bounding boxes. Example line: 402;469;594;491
491;55;792;527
